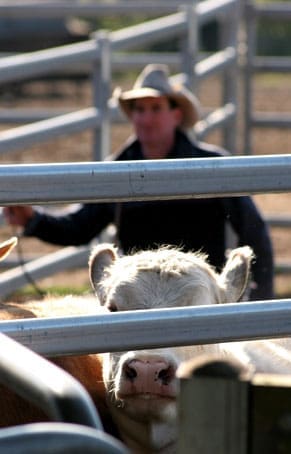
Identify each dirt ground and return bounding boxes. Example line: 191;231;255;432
0;72;291;298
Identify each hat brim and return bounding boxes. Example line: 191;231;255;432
117;86;200;129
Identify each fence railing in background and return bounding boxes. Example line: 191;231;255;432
243;0;291;155
0;154;290;296
0;0;239;159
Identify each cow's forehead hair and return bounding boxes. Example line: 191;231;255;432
100;247;220;299
115;247;215;276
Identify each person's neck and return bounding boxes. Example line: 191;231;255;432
141;135;175;160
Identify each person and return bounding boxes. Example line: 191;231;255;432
3;64;274;300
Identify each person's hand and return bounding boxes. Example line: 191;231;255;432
3;206;35;228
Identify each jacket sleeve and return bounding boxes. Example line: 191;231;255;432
222;196;275;301
23;203;114;246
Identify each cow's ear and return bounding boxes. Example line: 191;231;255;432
0;237;17;262
219;246;254;303
89;243;118;295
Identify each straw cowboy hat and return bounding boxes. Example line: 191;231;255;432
116;64;200;129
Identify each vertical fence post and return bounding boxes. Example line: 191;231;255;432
218;0;240;153
91;30;111;161
242;0;256;155
177;355;252;454
180;2;198;93
250;373;291;453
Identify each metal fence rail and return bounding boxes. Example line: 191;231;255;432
0;300;291;356
0;332;102;428
0;154;290;294
0;423;127;454
0;155;290;206
0;332;127;453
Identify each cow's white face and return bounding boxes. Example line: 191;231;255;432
89;245;253;452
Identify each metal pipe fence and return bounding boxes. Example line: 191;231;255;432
0;300;290;356
1;155;290;206
0;154;290;295
242;0;291;155
0;0;239;157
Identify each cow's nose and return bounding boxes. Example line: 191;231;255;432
123;358;176;387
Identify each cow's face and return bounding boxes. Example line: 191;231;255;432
89;245;253;449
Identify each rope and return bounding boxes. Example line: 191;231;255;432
11;227;45;298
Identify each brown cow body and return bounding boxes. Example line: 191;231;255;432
0;295;117;435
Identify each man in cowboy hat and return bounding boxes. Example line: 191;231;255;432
4;64;274;300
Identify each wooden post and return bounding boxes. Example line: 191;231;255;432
177;354;252;454
250;373;291;453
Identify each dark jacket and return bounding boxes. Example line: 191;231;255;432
24;131;274;300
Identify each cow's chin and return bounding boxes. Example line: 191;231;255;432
116;394;177;423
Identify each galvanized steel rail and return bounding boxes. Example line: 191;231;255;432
0;154;290;206
0;300;290;356
0;332;102;428
0;423;128;454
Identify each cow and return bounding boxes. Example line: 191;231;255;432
1;239;291;453
88;243;257;453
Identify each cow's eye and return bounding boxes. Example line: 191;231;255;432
107;302;118;312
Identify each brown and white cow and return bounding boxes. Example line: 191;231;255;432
2;239;291;453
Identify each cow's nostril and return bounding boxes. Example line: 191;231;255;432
124;363;137;381
158;366;175;385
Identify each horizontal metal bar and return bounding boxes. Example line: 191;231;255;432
0;40;98;84
254;56;291;73
196;47;237;80
197;0;237;26
276;263;291;274
251;113;291;129
0;245;90;298
1;300;291;356
0;108;99;154
110;0;237;52
0;333;102;428
252;2;291;19
0;1;181;17
0;423;127;454
195;103;236;139
0;0;236;21
112;52;181;69
267;215;291;228
0;108;72;124
110;12;186;52
1;154;290;206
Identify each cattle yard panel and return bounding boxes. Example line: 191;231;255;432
0;0;239;156
243;0;291;155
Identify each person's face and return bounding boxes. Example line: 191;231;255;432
130;96;182;154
